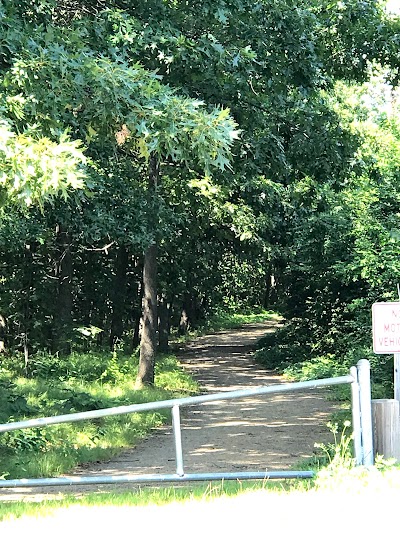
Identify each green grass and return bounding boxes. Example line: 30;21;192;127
204;308;282;330
1;464;400;523
0;480;276;521
0;350;199;480
253;318;394;400
0;308;278;481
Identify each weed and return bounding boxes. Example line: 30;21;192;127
0;309;270;481
315;421;354;469
254;318;394;399
0;348;197;479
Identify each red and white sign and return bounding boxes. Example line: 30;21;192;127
372;302;400;354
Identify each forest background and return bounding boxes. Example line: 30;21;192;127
1;0;400;478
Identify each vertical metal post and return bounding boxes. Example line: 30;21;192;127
172;404;184;476
357;359;374;466
394;353;400;402
350;366;362;466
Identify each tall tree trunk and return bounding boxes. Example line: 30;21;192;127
136;155;159;387
109;245;129;348
136;243;158;386
0;314;6;353
158;295;170;352
178;292;196;335
54;224;73;355
131;255;144;350
23;242;35;370
132;283;143;349
264;264;276;309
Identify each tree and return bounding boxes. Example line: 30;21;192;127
1;5;239;373
266;73;400;384
0;119;86;207
1;0;399;386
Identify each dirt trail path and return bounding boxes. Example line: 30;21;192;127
0;321;337;501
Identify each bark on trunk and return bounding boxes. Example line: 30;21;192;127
264;265;275;308
132;294;143;349
158;296;170;352
136;155;159;387
178;292;196;335
109;245;129;348
132;256;143;349
0;314;6;353
54;224;73;356
136;243;158;386
23;242;35;370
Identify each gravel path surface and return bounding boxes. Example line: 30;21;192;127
0;321;338;502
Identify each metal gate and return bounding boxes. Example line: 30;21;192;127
0;359;373;489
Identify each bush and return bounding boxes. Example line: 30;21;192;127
283;355;347;382
254;318;394;399
254;318;311;370
0;348;197;480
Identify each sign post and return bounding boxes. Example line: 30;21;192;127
371;302;400;462
372;302;400;401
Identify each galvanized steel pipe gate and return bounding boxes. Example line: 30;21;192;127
0;359;373;489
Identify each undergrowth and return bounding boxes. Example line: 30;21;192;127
0;309;277;481
0;350;198;480
254;317;394;400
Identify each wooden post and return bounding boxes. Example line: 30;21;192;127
372;399;400;461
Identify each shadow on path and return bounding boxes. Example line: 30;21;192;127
0;321;338;501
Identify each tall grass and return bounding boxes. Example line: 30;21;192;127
0;351;198;480
0;309;278;481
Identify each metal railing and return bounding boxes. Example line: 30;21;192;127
0;359;373;488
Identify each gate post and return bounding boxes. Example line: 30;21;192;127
172;404;184;476
350;365;362;465
357;359;374;466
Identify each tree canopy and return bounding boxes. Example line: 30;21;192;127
0;0;400;393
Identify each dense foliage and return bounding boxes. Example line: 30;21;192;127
0;0;400;394
255;75;400;397
0;348;198;478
